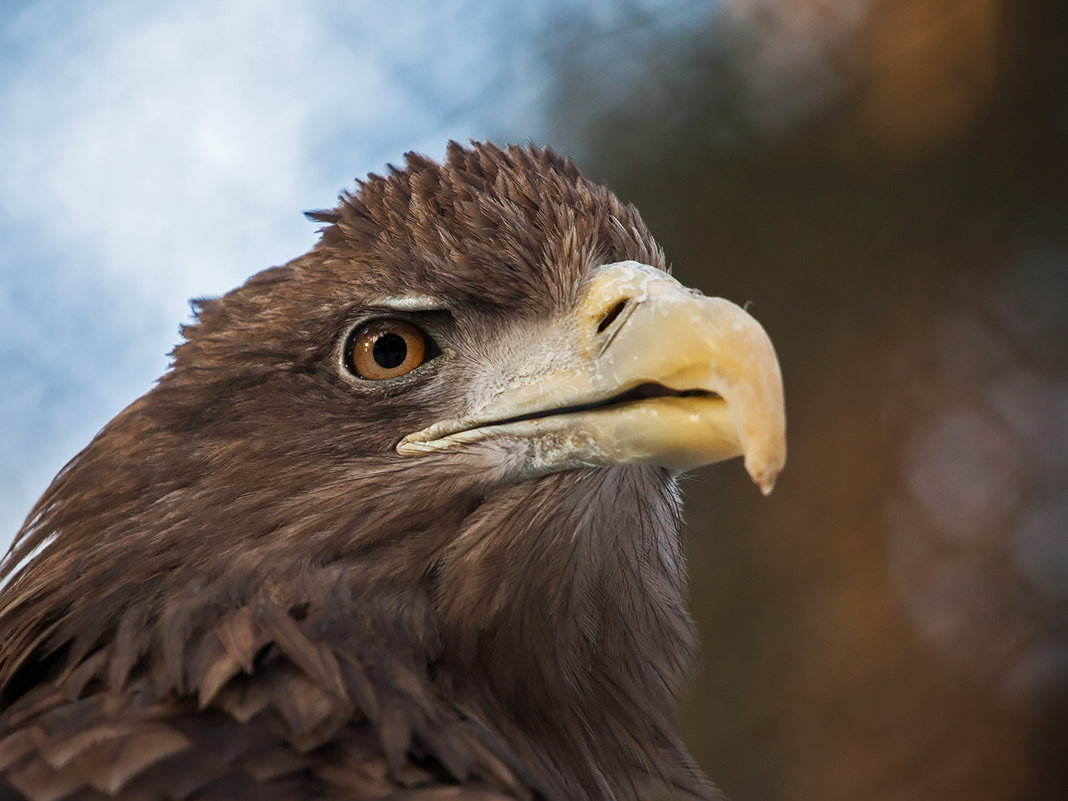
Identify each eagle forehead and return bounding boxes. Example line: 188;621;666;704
309;142;666;314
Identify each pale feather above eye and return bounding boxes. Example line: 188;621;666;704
372;295;450;313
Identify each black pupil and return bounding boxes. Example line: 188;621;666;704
373;332;408;369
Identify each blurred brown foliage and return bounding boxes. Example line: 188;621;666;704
543;1;1068;799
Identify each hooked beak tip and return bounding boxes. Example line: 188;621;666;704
746;447;785;496
757;473;779;496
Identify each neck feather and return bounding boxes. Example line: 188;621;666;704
432;466;712;801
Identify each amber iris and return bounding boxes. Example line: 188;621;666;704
349;319;428;380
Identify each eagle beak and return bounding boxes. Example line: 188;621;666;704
398;261;786;494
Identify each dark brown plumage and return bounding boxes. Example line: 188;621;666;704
0;142;784;801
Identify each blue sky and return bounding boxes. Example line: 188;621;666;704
0;0;716;545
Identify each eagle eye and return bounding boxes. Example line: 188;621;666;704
347;319;437;380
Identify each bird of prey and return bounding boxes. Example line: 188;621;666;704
0;142;785;801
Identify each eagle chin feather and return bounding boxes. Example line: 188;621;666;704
0;142;776;801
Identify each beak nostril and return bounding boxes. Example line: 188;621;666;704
597;300;628;334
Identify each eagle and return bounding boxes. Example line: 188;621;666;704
0;142;785;801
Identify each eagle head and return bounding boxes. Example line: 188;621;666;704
0;142;784;801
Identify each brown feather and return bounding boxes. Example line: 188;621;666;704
212;607;261;674
0;733;34;774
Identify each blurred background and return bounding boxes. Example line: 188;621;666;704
1;1;1065;799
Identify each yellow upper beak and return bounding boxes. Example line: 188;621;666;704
398;261;786;494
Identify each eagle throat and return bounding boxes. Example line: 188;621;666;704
431;465;711;801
